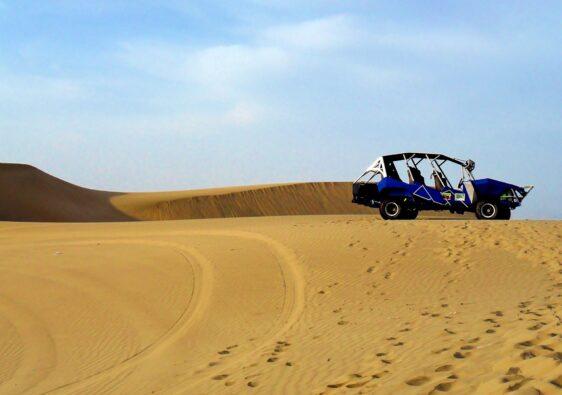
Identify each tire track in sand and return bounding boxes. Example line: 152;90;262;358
12;230;304;394
36;238;212;395
167;230;306;394
0;294;57;394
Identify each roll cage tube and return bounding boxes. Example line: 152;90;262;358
354;153;476;188
400;153;475;189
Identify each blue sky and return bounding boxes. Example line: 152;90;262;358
0;1;560;218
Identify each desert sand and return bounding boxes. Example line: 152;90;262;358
0;165;560;394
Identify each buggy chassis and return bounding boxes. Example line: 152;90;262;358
352;153;533;220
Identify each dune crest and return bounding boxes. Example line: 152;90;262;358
0;163;373;222
0;163;129;222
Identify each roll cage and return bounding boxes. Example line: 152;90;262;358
354;153;475;190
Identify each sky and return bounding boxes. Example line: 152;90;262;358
0;1;561;218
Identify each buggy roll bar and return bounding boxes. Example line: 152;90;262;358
355;153;476;186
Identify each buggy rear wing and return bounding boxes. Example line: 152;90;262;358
521;185;534;199
503;185;533;205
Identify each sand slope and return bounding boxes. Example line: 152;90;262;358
110;182;374;220
0;164;129;222
0;217;559;394
0;163;374;222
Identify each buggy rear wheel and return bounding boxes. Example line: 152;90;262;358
475;201;499;220
497;207;511;220
379;200;402;220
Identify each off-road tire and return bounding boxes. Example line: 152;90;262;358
380;200;403;220
497;207;511;220
403;207;419;220
475;201;499;220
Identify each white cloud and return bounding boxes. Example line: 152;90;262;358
119;42;290;100
186;45;290;97
111;14;500;138
262;14;359;50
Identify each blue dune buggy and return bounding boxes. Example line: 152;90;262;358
352;153;533;220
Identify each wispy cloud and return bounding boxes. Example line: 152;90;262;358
115;13;495;131
119;42;290;97
262;14;359;50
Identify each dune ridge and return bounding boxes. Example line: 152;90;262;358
112;182;373;220
0;163;374;222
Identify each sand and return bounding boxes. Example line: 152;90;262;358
0;216;560;394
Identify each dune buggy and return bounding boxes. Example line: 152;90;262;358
352;153;533;220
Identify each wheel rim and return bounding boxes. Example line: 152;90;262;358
384;202;400;217
481;203;497;218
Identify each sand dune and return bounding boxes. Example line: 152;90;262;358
0;163;129;222
0;163;374;222
1;163;467;222
0;217;559;394
110;182;374;220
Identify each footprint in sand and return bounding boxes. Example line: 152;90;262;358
453;351;470;359
212;374;229;380
433;381;454;392
502;367;523;382
520;350;536;360
527;323;544;330
371;371;389;379
550;375;562;389
346;381;368;388
491;310;504;317
435;365;453;372
405;376;430;386
381;359;392;365
516;340;534;348
327;382;346;388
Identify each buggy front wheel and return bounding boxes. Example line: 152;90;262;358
403;207;419;220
